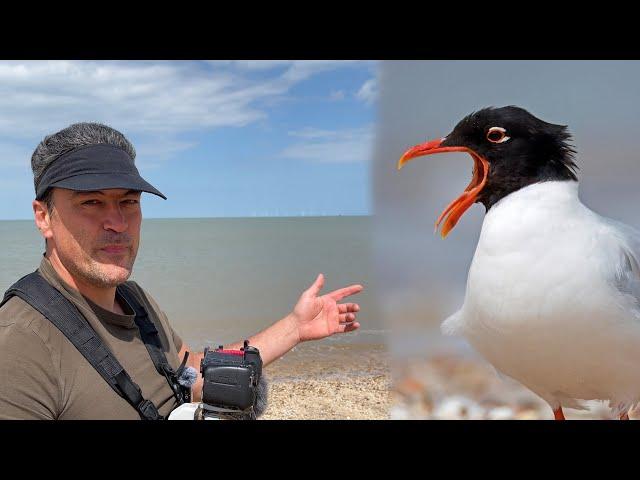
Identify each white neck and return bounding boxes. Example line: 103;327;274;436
489;180;580;213
479;180;585;248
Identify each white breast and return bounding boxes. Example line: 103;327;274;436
442;181;640;413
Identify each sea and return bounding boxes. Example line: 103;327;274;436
0;216;386;356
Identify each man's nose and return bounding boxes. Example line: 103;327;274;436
103;202;128;233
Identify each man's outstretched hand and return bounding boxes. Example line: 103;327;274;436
290;274;363;342
183;274;365;394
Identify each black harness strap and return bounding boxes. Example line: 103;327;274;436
118;283;170;375
1;271;166;420
118;283;191;404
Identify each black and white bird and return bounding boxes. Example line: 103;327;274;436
397;106;640;420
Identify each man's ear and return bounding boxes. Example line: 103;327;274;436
33;199;53;241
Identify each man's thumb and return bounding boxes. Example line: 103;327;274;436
306;273;324;296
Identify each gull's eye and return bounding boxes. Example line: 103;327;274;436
486;126;510;144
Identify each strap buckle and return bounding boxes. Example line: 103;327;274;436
137;399;163;420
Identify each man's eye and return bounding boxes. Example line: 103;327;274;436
82;200;100;205
123;199;140;205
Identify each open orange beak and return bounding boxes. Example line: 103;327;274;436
397;138;490;238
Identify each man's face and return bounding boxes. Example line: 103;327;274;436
44;188;142;288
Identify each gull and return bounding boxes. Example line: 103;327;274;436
397;106;640;420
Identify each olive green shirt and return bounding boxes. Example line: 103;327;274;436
0;257;184;419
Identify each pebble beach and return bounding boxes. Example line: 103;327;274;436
260;342;390;420
391;353;639;420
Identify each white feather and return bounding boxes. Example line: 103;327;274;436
442;180;640;415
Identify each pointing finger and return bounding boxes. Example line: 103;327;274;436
327;284;364;302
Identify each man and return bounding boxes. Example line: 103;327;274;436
0;122;363;420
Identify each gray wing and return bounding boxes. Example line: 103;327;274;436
604;218;640;308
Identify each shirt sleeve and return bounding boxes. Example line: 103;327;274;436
0;320;60;420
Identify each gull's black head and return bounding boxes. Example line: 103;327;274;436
397;106;578;237
441;106;578;210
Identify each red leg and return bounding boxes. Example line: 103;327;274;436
620;412;630;420
553;407;565;420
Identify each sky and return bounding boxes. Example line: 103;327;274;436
373;61;640;352
0;60;377;220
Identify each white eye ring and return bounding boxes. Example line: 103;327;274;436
487;126;510;143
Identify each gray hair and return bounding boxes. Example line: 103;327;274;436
31;122;137;199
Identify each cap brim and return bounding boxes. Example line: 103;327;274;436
49;173;167;200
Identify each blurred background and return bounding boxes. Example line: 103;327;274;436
374;60;640;419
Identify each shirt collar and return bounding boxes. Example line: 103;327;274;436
38;255;136;329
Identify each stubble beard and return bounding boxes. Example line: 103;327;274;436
64;245;138;289
88;246;137;288
59;233;139;289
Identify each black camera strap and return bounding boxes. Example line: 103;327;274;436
1;271;184;420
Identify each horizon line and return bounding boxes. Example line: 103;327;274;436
0;213;373;222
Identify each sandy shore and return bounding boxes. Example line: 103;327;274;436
392;353;640;420
260;343;390;420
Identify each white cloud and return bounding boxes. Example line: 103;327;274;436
225;60;295;71
288;127;338;139
282;126;373;164
356;77;378;105
0;61;266;138
279;61;361;83
0;60;374;140
0;60;377;168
